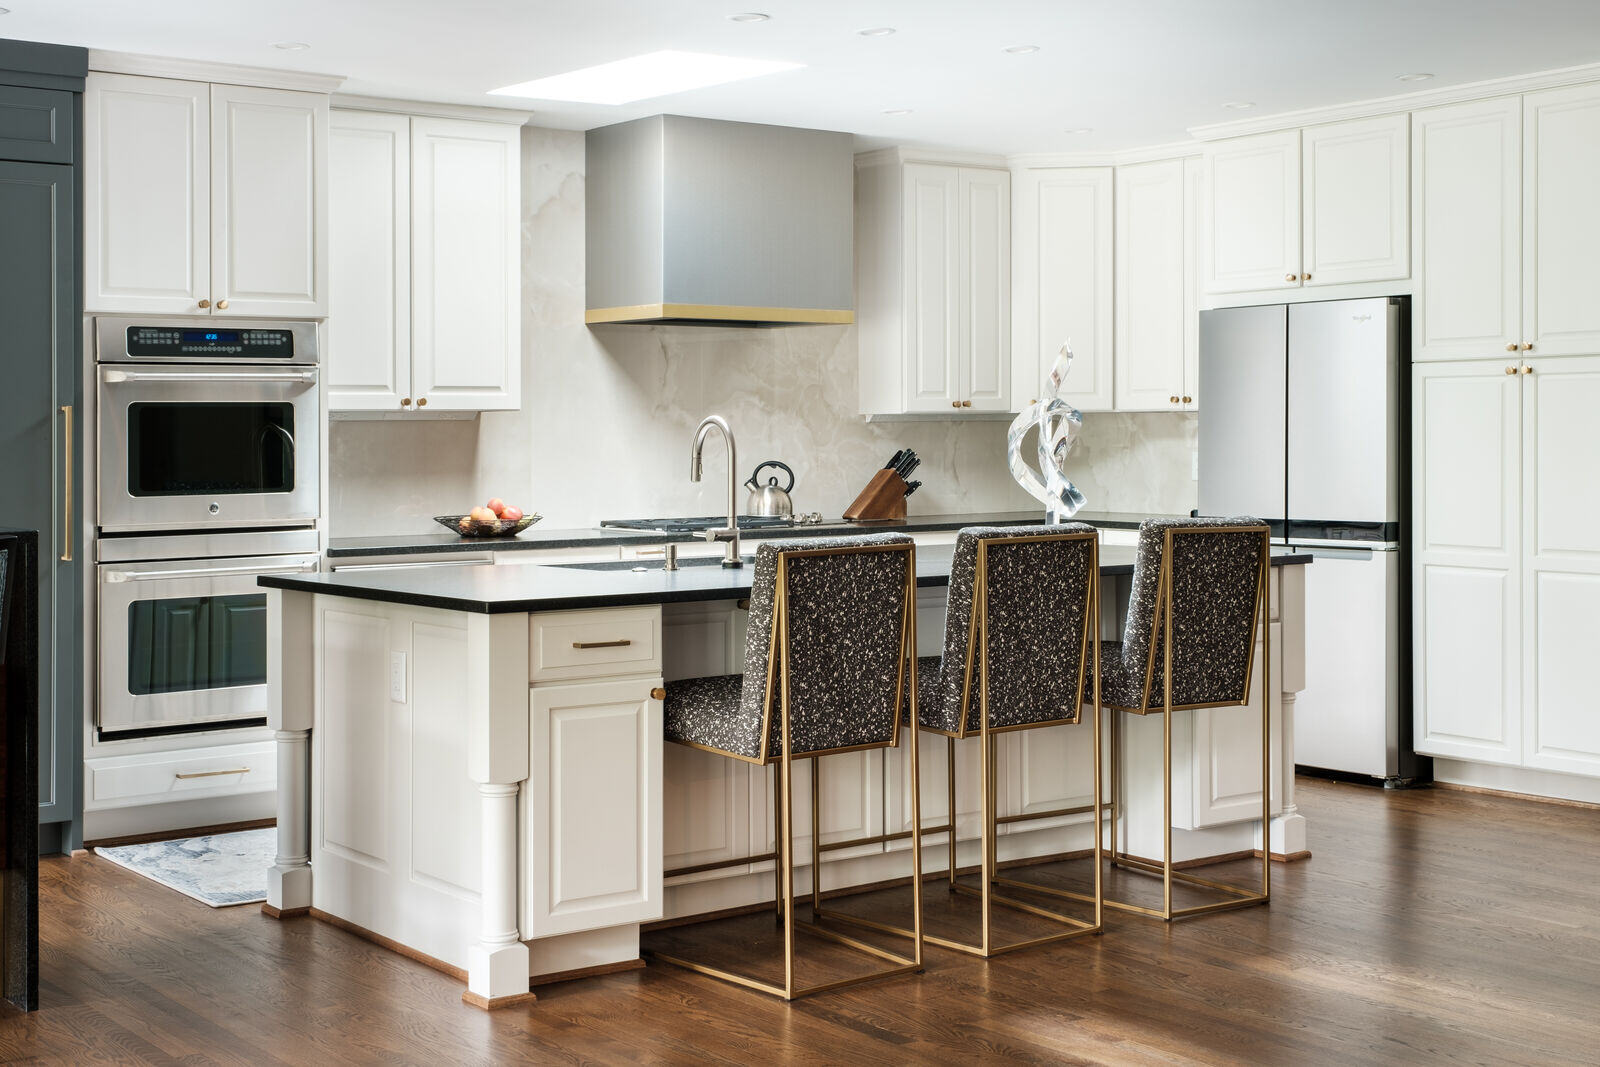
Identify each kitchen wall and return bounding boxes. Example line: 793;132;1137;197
328;127;1198;535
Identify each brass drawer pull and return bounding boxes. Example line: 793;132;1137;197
650;687;666;701
175;768;250;780
572;639;632;649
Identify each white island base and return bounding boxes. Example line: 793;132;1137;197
263;560;1307;1008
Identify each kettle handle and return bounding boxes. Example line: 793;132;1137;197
751;460;795;493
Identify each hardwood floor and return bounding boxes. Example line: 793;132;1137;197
1;777;1596;1065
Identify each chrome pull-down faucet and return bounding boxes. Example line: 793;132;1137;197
690;415;741;567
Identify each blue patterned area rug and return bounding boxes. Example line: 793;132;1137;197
94;828;275;907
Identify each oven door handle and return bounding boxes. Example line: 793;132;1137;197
103;561;319;583
101;369;318;385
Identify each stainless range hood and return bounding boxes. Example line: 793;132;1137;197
585;115;854;327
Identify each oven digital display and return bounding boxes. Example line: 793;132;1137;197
125;326;296;359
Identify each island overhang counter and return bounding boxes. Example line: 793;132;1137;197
260;543;1311;1008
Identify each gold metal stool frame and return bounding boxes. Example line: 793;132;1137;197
1101;523;1272;922
811;530;1104;958
645;540;924;999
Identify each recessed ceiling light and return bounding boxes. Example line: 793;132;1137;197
1064;127;1094;135
881;108;913;116
1222;101;1256;110
1396;72;1434;82
728;12;769;22
1004;45;1040;55
489;50;804;105
859;27;896;37
272;41;311;51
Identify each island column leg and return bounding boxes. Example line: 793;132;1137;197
1266;564;1309;860
463;613;534;1010
265;589;313;917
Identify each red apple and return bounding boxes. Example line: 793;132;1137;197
501;505;523;522
486;497;506;517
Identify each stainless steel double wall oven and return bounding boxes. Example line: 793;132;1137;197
94;317;320;735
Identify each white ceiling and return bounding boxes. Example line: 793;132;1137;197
7;0;1600;153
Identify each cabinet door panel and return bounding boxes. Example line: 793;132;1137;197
0;85;74;164
328;110;409;411
84;74;210;314
1412;363;1521;763
1522;358;1600;776
1302;115;1409;287
1412;98;1521;360
1202;130;1301;293
1523;86;1600;357
960;168;1010;411
1116;159;1188;410
1011;168;1113;412
210;84;326;317
411;118;521;411
902;163;961;411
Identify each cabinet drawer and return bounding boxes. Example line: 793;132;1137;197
530;606;663;684
0;86;75;164
85;741;277;811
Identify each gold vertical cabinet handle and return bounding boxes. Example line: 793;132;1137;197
1521;365;1533;374
1521;342;1533;351
215;299;229;310
1301;272;1311;281
572;639;632;649
175;768;250;780
400;397;412;407
416;397;428;407
1284;273;1296;282
650;687;666;701
197;298;211;309
59;405;72;562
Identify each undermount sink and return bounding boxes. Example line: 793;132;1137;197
553;555;756;573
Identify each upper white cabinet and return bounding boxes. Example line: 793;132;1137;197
1203;116;1409;295
1010;166;1113;412
1115;158;1198;411
85;72;328;317
328;110;521;414
1522;84;1600;357
857;153;1010;416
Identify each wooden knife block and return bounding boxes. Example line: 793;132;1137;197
843;470;908;521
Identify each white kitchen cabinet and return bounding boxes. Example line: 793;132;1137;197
328;110;409;410
1519;357;1600;777
84;72;327;317
1301;114;1410;287
856;153;1010;416
1116;159;1193;410
1202;129;1301;294
1412;97;1522;361
1522;84;1600;357
1010;167;1113;412
329;110;521;414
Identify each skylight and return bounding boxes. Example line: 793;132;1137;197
488;50;803;105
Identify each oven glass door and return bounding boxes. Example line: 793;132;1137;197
98;365;320;532
97;553;318;733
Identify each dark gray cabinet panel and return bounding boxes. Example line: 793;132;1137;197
0;159;79;845
0;86;72;164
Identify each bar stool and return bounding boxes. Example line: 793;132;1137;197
1088;517;1272;921
648;533;923;1000
815;525;1104;957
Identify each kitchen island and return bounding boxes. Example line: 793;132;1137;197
260;541;1311;1007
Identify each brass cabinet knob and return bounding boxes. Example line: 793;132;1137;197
417;397;428;407
1301;272;1311;281
197;298;211;309
216;299;229;310
1285;273;1296;282
1169;395;1180;403
1521;342;1533;351
950;400;960;408
1521;365;1533;374
650;687;666;701
1182;395;1193;404
401;397;412;407
1504;366;1516;375
961;399;972;407
1505;343;1518;352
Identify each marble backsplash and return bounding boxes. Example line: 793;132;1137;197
327;126;1198;536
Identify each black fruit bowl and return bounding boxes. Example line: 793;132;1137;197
434;513;542;538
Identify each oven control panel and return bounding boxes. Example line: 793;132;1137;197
125;327;297;359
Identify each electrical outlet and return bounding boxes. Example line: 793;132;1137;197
389;651;407;703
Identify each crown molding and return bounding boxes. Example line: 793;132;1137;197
1188;60;1600;141
855;145;1007;169
1008;139;1200;170
333;94;531;125
89;50;345;93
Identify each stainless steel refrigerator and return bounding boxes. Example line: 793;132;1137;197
1198;296;1426;785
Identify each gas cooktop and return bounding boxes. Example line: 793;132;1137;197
600;515;798;535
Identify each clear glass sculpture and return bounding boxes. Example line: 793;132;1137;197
1007;342;1087;522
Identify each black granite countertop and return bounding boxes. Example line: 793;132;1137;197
324;511;1179;558
264;543;1309;615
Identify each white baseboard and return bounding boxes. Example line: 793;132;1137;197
1432;759;1600;806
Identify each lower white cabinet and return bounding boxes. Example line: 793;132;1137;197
83;739;276;811
523;678;663;937
1414;357;1600;777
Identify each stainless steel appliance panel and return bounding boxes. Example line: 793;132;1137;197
95;316;318;365
1198;304;1287;523
1287;298;1401;526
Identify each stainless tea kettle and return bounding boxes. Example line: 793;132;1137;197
744;460;795;517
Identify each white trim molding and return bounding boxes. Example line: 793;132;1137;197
89;50;345;93
855;145;1007;170
333;94;531;126
1008;140;1201;170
